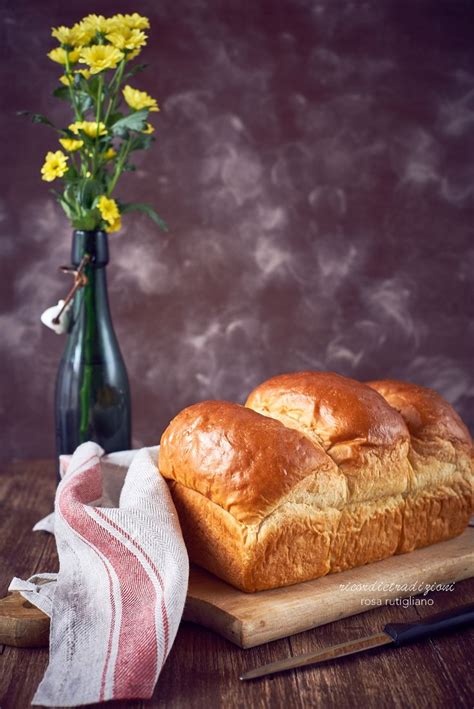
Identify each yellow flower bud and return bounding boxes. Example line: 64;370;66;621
59;138;84;152
103;148;117;160
69;121;107;138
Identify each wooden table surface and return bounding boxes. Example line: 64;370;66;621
0;460;473;709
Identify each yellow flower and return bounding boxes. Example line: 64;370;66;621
48;47;81;65
52;22;94;46
71;20;96;46
81;14;109;34
69;121;107;138
59;138;83;151
125;13;150;30
106;27;147;52
110;13;150;30
98;195;120;224
79;45;124;74
103;147;117;160
41;151;69;182
51;25;76;45
142;122;155;134
123;85;159;112
106;215;122;233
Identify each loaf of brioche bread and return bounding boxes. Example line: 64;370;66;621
158;372;473;592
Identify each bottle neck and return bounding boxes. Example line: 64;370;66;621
71;230;113;326
72;230;109;267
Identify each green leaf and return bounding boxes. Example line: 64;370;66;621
61;127;79;138
65;162;79;180
60;190;77;211
120;202;168;231
50;189;76;219
123;63;148;81
64;183;78;206
17;111;55;128
111;109;148;135
52;86;93;112
79;179;102;209
76;91;94;113
88;76;100;97
53;87;70;101
129;133;154;151
72;209;101;231
58;197;76;220
106;111;123;127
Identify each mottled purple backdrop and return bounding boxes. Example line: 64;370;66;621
1;0;473;461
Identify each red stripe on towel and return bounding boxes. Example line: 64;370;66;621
94;508;170;659
59;463;160;701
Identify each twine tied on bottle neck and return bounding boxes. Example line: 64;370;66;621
52;254;91;325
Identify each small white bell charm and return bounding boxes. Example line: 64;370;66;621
41;300;72;334
41;254;90;335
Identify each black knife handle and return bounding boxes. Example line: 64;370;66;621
384;603;474;647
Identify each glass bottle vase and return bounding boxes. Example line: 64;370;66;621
55;230;131;474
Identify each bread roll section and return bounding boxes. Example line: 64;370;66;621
246;372;412;577
367;379;473;552
159;400;346;591
159;373;473;592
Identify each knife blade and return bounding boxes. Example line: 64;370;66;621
240;602;474;681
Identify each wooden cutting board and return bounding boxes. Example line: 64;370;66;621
183;528;474;648
2;529;473;649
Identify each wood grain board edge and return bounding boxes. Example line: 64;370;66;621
183;597;244;647
0;592;50;648
238;558;474;648
185;529;474;648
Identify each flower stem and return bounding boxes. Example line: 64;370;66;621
107;135;131;195
104;59;125;125
93;75;104;176
79;260;95;442
64;52;81;122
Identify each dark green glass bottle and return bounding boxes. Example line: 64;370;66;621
55;230;131;473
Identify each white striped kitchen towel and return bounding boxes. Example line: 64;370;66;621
10;442;189;706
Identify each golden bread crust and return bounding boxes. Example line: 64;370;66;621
158;374;473;592
246;371;412;504
245;371;409;450
367;379;472;448
399;481;472;553
169;481;339;592
159;400;337;525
